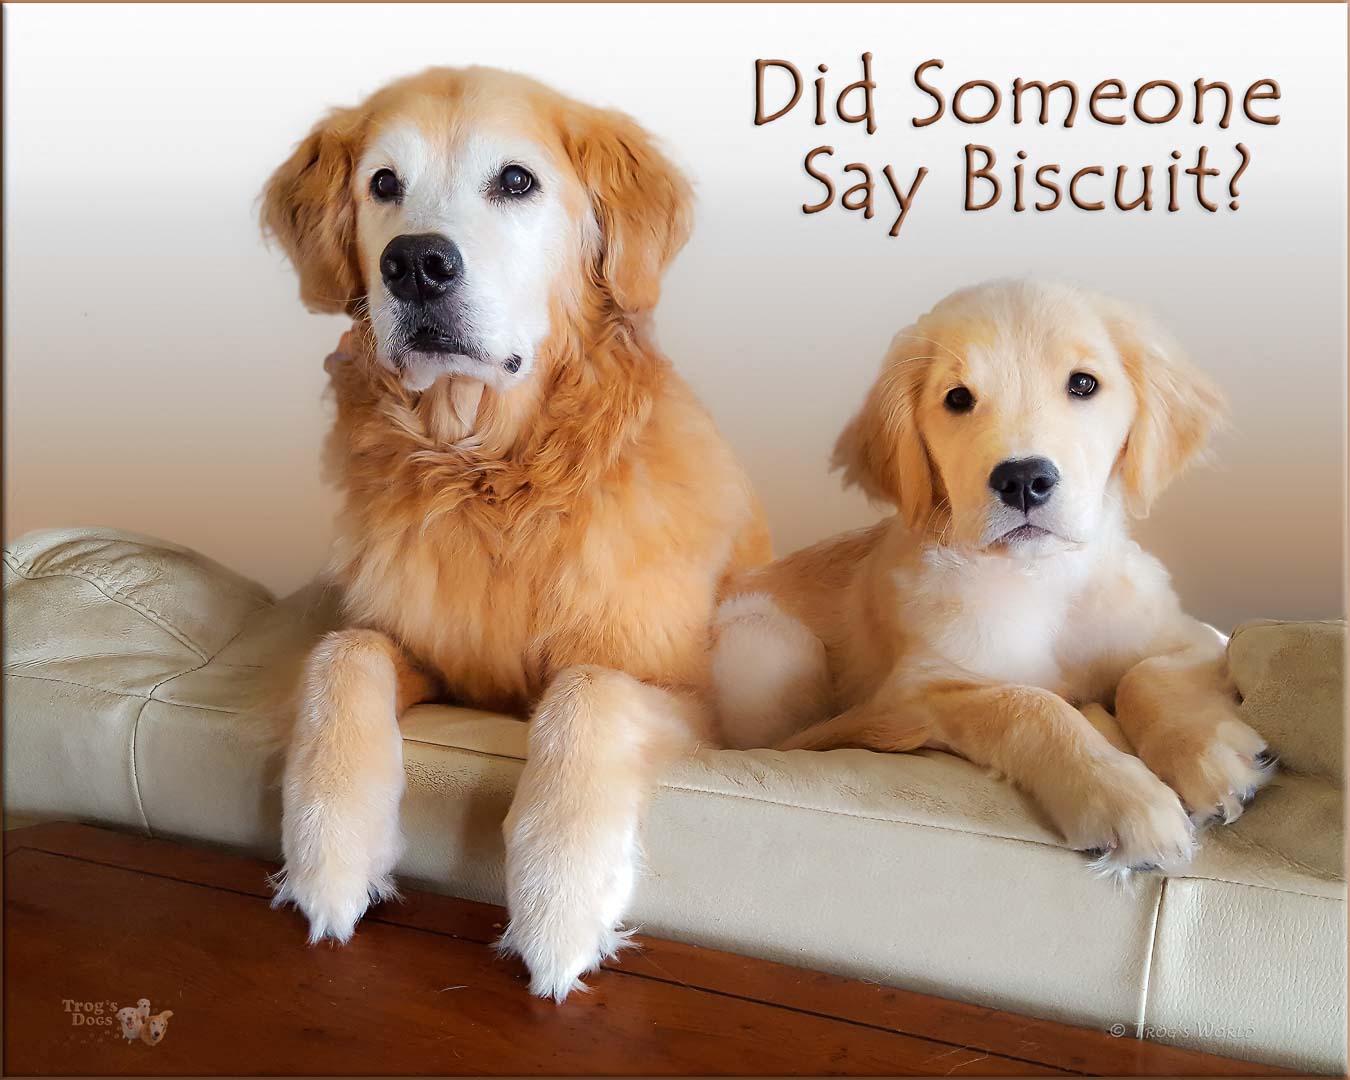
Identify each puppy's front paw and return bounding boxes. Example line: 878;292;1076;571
499;813;639;1001
1140;708;1274;826
1042;751;1196;874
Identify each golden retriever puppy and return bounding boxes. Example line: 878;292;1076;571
713;279;1272;873
261;67;769;999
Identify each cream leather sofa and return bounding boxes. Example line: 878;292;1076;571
4;527;1345;1073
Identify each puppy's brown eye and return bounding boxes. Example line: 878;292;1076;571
944;386;975;413
1067;372;1098;398
370;169;403;203
498;165;535;197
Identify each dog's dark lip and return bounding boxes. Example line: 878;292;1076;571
404;329;475;356
998;524;1051;544
396;332;522;376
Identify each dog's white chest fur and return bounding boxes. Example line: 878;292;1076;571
902;547;1099;691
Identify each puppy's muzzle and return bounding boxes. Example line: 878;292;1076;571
989;456;1060;512
381;233;463;304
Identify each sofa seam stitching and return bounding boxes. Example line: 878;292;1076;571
2;667;158;832
145;699;243;716
5;545;274;608
1204;813;1343;880
3;670;246;716
4;559;215;661
148;620;254;701
4;659;253;839
1163;869;1344;897
1136;878;1166;1035
127;620;256;838
3;670;161;702
129;662;211;837
128;698;155;835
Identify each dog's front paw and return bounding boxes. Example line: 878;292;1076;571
1139;708;1274;826
271;857;399;944
499;811;639;1001
1042;751;1196;875
498;903;634;1003
272;781;405;944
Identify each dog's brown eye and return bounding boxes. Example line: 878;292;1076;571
1067;372;1098;398
370;169;403;202
498;165;535;197
944;386;975;413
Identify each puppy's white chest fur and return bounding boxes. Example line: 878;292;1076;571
902;546;1099;691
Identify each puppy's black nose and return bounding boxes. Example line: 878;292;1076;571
380;233;462;303
989;457;1060;512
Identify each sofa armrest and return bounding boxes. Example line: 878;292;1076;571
2;527;277;828
1229;618;1345;785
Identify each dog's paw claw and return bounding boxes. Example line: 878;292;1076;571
1253;748;1278;770
1145;718;1275;828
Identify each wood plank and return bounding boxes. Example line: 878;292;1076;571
2;824;1293;1076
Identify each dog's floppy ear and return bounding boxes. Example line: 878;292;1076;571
832;330;937;530
260;106;365;315
562;105;693;315
1101;298;1228;517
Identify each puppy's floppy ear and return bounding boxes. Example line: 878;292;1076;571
260;106;365;315
832;330;937;530
1100;297;1228;517
562;105;693;315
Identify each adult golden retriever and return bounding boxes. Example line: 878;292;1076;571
261;67;768;999
713;279;1272;873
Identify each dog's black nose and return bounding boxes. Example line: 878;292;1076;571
380;234;462;303
989;457;1060;512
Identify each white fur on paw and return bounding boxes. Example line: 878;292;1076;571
500;815;640;1002
1044;752;1196;875
270;862;399;944
274;784;406;944
277;653;409;947
498;919;635;1002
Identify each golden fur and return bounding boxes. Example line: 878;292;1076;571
263;67;767;997
319;321;764;713
714;280;1272;873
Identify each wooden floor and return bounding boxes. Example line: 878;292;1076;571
4;823;1288;1076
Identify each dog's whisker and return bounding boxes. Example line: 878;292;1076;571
899;333;967;368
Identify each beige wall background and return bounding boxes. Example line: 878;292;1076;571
4;3;1345;630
